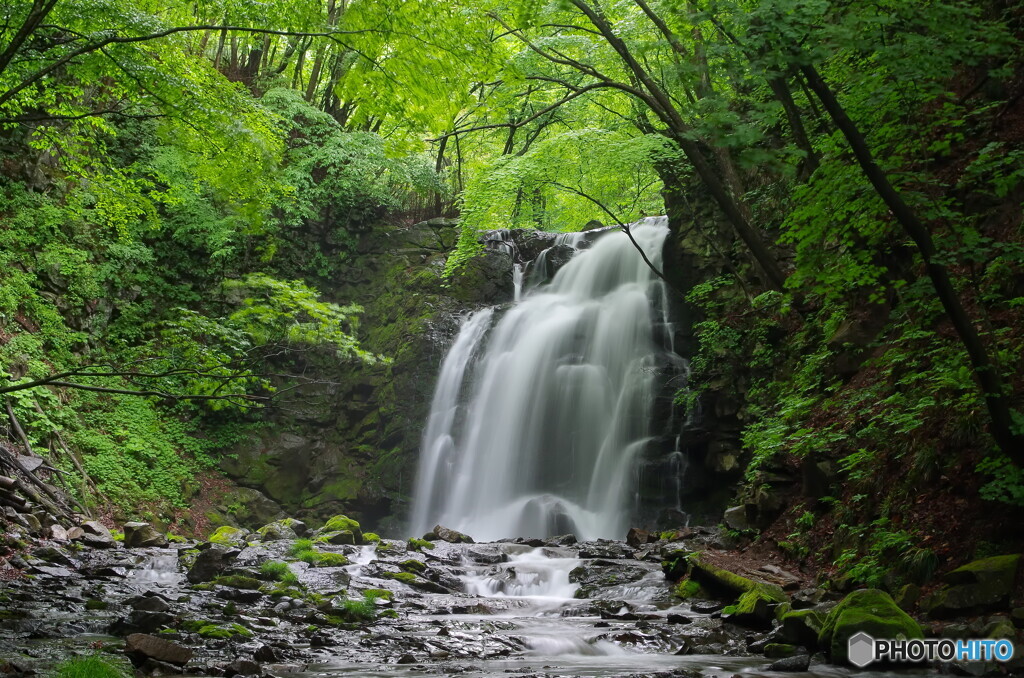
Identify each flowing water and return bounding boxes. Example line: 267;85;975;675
411;218;680;541
300;540;918;678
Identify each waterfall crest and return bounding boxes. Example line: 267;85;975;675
410;217;676;541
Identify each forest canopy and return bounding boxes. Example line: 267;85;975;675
1;0;1023;521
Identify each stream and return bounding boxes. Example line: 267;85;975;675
0;529;930;677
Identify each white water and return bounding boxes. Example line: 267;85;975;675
411;218;674;541
463;547;580;601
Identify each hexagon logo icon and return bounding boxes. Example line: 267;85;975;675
848;631;875;668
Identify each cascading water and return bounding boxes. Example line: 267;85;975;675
410;217;679;541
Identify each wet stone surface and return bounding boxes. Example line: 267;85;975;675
0;535;920;678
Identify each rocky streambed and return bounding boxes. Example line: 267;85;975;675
0;519;1018;678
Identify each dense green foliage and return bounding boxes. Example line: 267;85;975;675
0;0;1021;564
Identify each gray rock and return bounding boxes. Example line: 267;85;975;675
29;565;74;577
75;521;115;548
256;519;299;542
125;633;193;666
111;610;175;634
82;533;117;549
625;528;652;548
723;506;751;531
31;545;75;566
433;524;473;544
128;595;172;613
187;545;239;583
81;520;113;538
225;659;261;677
48;524;69;541
769;654;811;671
124;522;169;548
21;513;42;534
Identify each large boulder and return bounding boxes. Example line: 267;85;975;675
186;545;239;583
123;522;168;548
818;589;923;665
433;524;473;544
208;525;251;547
256;518;305;541
76;520;116;548
125;633;193;666
922;554;1020;617
315;515;363;545
779;609;824;649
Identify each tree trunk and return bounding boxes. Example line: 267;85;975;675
800;62;1023;459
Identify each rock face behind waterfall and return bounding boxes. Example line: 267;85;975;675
218;218;516;532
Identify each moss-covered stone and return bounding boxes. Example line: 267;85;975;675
408;537;435;551
673;578;704;599
317;516;363;544
725;588;779;629
182;619;253;639
198;623;253;639
687;554;787;602
922;554;1020;617
208;526;250;547
399;559;426;574
323;515;361;533
362;588;393;601
381;570;448;593
310;552;350;568
256;519;301;542
211;575;262;590
818;589;923;665
780;609;823;648
383;571;416;584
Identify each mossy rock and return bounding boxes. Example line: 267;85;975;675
195;622;253;639
687;554;786;602
818;589;923;665
407;538;435;552
382;571;448;593
399;559;426;574
362;588;393;601
673;578;704;599
208;526;250;547
318;530;358;546
725;587;780;629
211;575;262;590
945;554;1021;587
780;609;823;648
256;519;304;542
922;554;1020;617
311;552;350;568
363;533;381;543
383;571;416;584
323;515;362;533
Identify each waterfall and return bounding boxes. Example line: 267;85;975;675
410;217;677;541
